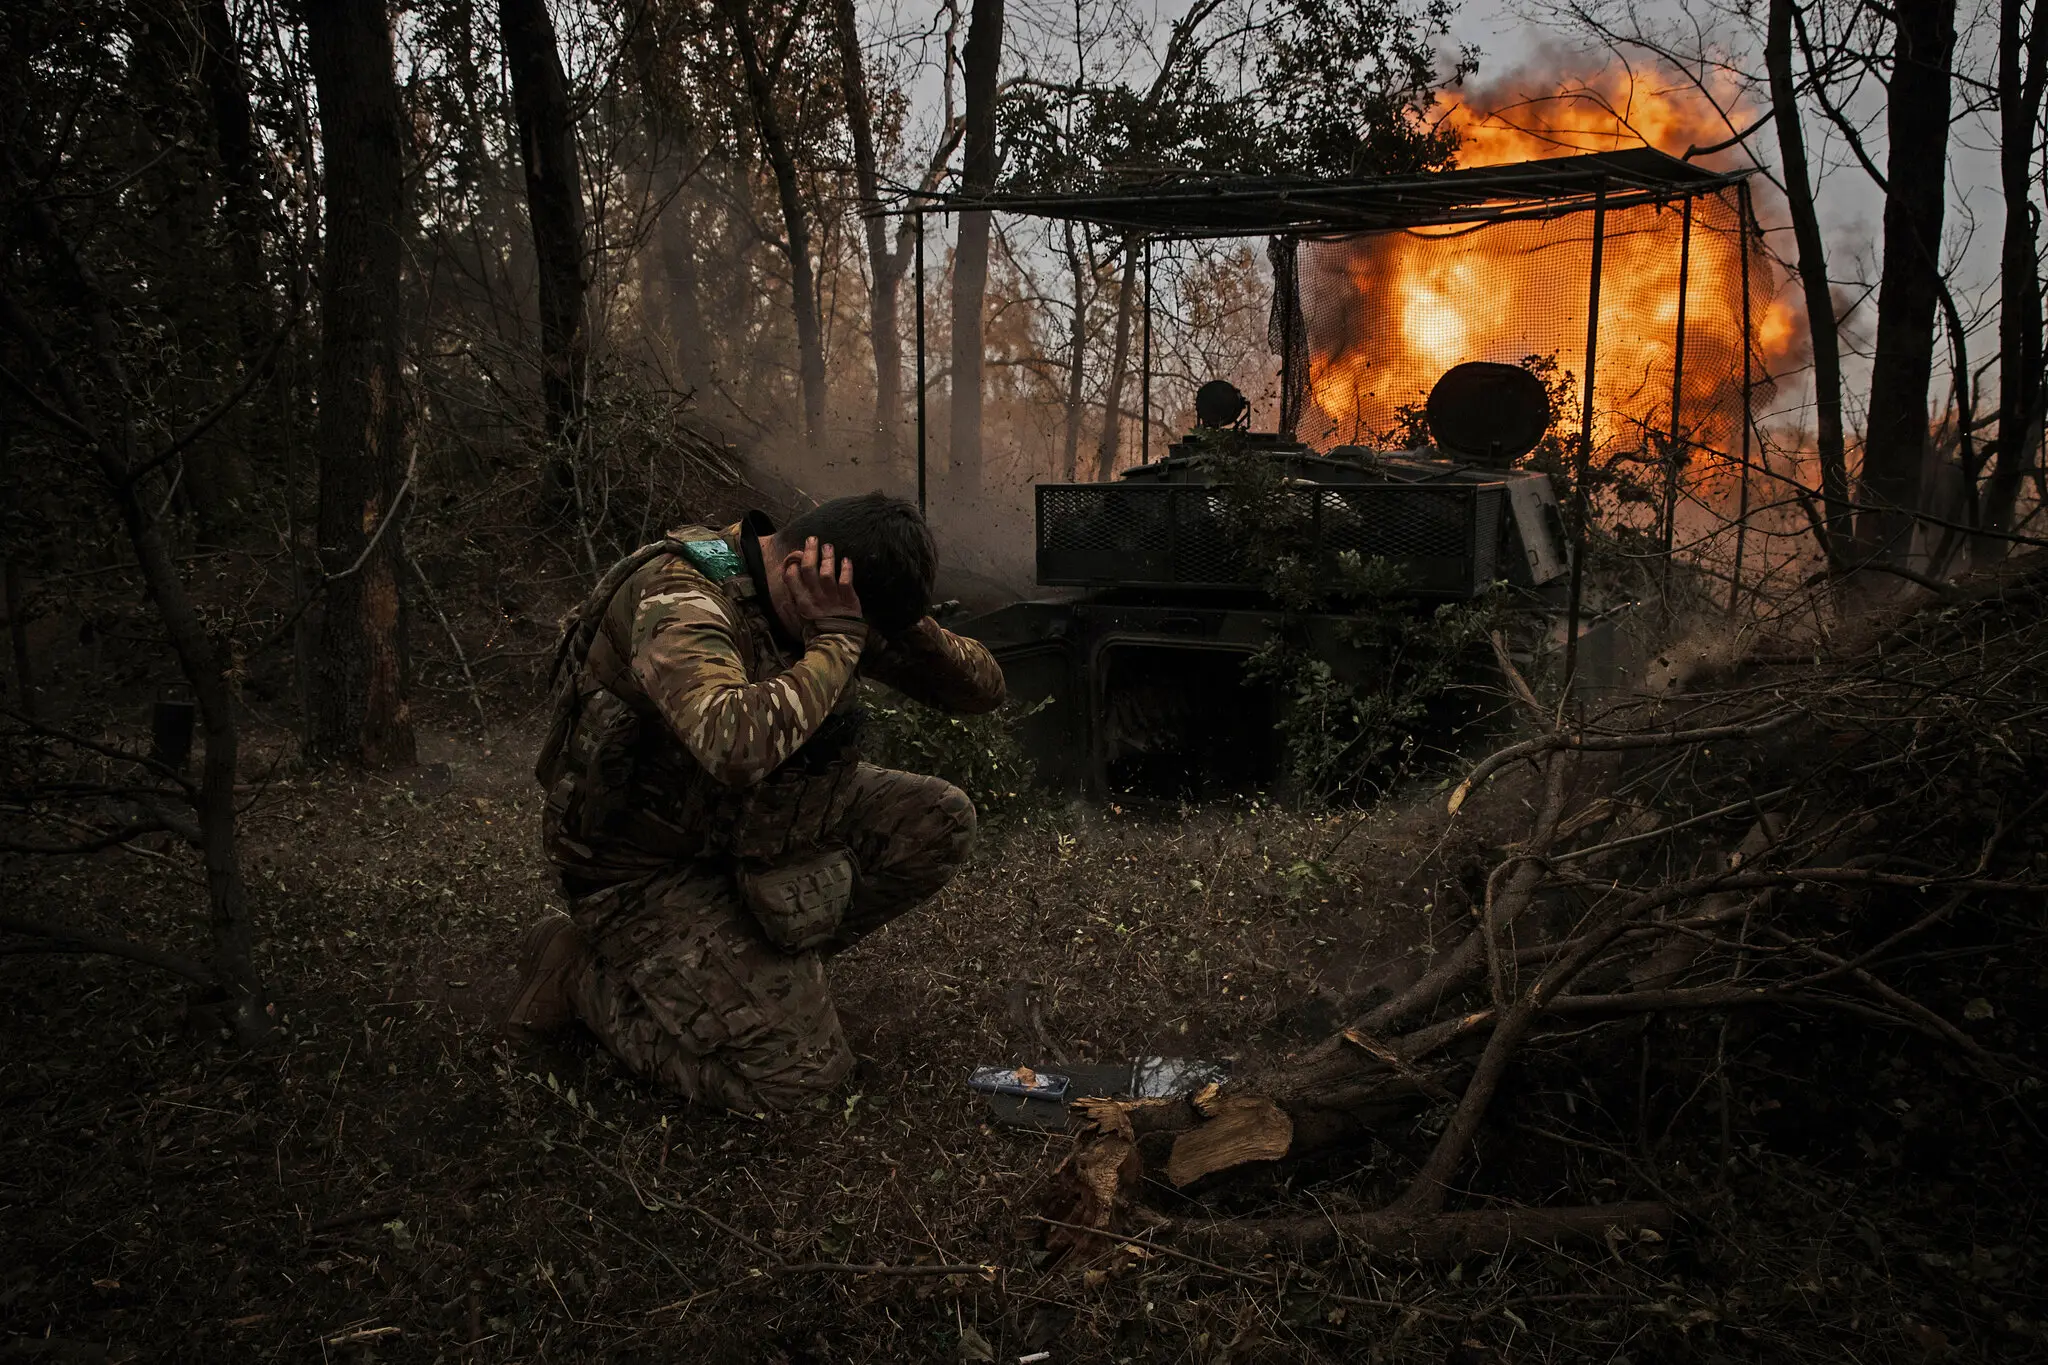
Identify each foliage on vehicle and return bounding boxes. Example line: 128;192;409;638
1200;437;1501;805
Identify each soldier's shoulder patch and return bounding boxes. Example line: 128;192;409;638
677;539;744;581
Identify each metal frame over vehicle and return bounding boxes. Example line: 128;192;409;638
873;149;1759;795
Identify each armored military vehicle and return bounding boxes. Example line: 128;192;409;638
955;362;1575;795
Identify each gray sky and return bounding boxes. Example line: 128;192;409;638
861;0;2019;431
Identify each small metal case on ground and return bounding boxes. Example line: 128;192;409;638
966;1066;1071;1102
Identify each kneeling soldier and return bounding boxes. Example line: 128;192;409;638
514;493;1005;1111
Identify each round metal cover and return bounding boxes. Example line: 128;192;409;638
1194;379;1249;428
1426;362;1551;461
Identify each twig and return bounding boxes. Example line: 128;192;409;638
1029;1215;1440;1315
1550;785;1796;865
404;549;490;737
1761;929;2016;1072
0;913;214;987
763;1262;999;1276
1448;709;1801;814
1488;629;1546;719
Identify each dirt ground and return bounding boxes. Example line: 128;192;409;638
4;691;2046;1362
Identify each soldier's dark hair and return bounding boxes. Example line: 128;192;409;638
774;492;937;634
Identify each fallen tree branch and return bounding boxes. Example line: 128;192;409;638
763;1262;999;1277
1148;1202;1672;1260
1030;1215;1447;1314
0;913;214;987
1448;709;1802;814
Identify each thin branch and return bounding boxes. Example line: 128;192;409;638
0;914;214;987
1448;710;1803;814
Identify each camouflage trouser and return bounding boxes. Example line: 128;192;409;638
564;764;976;1112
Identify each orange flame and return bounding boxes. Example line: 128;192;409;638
1303;65;1796;508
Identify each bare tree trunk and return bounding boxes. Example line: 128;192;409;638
948;0;1004;496
198;0;270;343
1980;0;2048;552
833;0;903;465
1094;236;1137;481
1061;219;1088;481
128;2;251;535
1855;0;1957;571
1766;0;1851;568
306;0;415;768
0;194;273;1043
653;187;710;388
501;0;589;493
721;0;826;450
4;557;34;720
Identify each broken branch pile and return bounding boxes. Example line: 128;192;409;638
1046;556;2048;1262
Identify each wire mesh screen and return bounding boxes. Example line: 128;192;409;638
1292;189;1759;513
1036;483;1505;598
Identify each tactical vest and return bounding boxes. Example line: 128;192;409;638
535;531;862;887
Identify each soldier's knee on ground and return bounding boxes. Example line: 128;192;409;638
718;1039;854;1114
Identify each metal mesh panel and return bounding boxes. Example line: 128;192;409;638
1037;483;1502;598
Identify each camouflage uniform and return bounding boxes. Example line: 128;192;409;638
537;515;1004;1111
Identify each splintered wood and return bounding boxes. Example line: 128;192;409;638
1164;1086;1293;1187
1040;1098;1151;1252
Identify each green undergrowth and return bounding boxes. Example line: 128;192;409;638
858;685;1053;823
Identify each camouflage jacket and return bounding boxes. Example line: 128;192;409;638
541;515;1005;883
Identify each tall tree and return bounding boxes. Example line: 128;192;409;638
1060;218;1091;481
198;0;272;343
306;0;415;767
1981;0;2048;551
126;0;255;531
948;0;1004;495
1855;0;1957;570
720;0;827;450
1093;235;1138;480
1766;0;1852;568
0;3;275;1040
501;0;591;483
833;0;905;465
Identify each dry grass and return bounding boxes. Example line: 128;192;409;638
3;687;2045;1361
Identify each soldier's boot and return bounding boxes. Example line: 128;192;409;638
507;912;589;1032
737;848;857;953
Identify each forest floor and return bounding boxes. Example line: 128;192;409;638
4;657;2047;1363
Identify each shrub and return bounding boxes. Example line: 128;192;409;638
859;686;1051;823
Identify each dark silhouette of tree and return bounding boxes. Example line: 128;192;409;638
1766;0;1851;568
502;0;591;493
948;0;1006;496
306;0;415;767
1855;0;1957;570
719;0;828;451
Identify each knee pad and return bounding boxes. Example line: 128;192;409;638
737;847;857;952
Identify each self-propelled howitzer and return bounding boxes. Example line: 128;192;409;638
952;364;1588;796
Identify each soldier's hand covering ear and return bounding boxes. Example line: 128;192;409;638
784;536;864;628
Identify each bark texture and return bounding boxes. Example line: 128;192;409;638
721;0;826;449
1061;220;1088;481
501;0;590;461
1093;236;1137;481
947;0;1004;495
1855;0;1956;569
1766;0;1852;566
1983;0;2048;550
833;0;904;466
306;0;415;768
